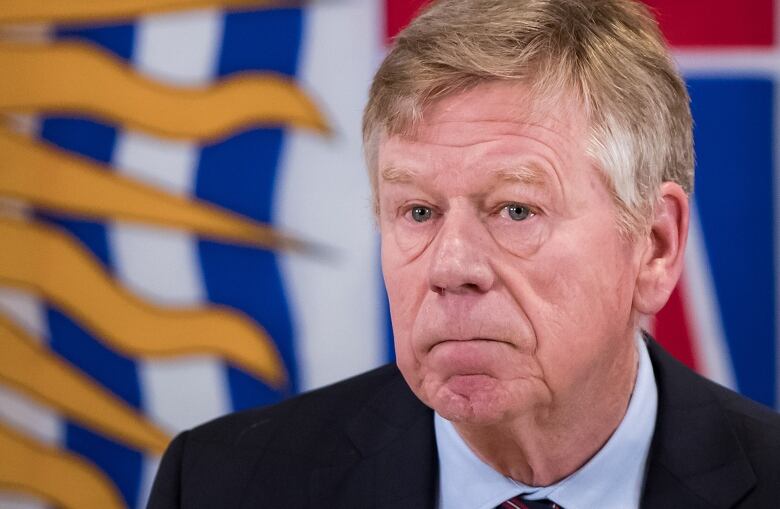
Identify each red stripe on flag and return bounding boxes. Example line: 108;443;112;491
386;0;431;42
387;1;776;47
643;0;775;47
653;283;698;371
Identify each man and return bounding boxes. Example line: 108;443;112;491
148;0;780;508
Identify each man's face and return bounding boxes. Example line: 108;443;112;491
378;82;643;425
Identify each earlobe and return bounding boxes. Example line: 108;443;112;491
633;182;689;315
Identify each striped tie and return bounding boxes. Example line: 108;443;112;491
499;497;562;509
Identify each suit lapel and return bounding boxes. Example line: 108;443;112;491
642;338;756;508
310;371;437;509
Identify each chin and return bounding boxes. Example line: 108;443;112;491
425;376;521;425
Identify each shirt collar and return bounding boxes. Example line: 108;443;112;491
435;334;658;509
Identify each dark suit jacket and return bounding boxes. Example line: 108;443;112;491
147;339;780;508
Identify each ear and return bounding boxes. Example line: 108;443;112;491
633;182;690;315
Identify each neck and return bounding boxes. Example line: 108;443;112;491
453;338;639;486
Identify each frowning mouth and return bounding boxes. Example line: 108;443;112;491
425;338;519;376
427;337;510;353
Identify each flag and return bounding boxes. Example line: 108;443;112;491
646;0;777;408
0;2;386;507
0;1;776;508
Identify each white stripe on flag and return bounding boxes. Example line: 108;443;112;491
682;205;738;390
0;492;53;509
0;287;49;341
276;0;386;391
0;386;61;446
675;49;780;77
106;9;230;508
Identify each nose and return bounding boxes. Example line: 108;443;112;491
428;208;496;295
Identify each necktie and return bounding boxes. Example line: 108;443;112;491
499;497;562;509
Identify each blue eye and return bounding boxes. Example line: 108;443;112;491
410;206;433;222
505;203;533;221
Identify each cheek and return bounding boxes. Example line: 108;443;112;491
378;196;436;258
391;221;436;257
488;219;546;258
513;230;637;362
381;245;425;364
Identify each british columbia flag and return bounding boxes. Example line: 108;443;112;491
0;1;776;508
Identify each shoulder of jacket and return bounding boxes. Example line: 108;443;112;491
184;363;402;448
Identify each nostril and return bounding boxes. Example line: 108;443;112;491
432;282;484;295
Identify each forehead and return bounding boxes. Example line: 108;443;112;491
416;82;584;140
377;81;590;187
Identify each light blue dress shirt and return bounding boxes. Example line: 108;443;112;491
435;335;658;509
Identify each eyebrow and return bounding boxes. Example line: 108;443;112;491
379;164;551;187
380;166;420;183
493;165;549;187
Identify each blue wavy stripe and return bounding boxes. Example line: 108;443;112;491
38;24;143;508
196;8;303;410
687;77;776;407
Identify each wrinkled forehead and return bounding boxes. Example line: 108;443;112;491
377;82;589;165
366;81;590;192
376;82;600;203
406;80;587;139
431;81;581;123
377;82;587;151
422;90;584;148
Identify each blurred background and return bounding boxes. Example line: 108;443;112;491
0;0;776;507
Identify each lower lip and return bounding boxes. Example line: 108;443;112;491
430;338;506;352
430;338;505;351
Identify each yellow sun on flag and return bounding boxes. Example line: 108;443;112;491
0;2;329;507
